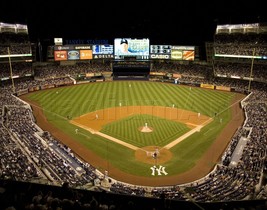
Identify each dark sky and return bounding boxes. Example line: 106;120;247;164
1;0;266;46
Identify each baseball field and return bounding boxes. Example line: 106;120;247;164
21;81;246;187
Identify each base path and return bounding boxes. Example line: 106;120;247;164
20;93;246;186
71;106;212;151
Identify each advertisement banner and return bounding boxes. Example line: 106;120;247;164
171;50;183;60
183;50;195;60
172;73;182;78
150;54;170;59
200;84;214;89
86;73;94;77
67;50;80;60
54;51;67;61
150;72;165;76
215;86;231;91
80;50;93;60
75;45;91;50
54;45;73;50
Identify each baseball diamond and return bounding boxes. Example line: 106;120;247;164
21;81;246;186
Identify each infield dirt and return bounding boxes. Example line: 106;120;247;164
20;93;245;186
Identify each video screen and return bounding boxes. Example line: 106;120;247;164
114;38;150;60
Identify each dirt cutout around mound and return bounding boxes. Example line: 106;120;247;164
20;93;246;186
70;106;212;165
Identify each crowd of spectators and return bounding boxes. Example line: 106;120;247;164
213;33;267;57
1;27;267;209
0;33;32;55
1;65;267;209
33;61;112;80
0;62;33;78
214;61;267;82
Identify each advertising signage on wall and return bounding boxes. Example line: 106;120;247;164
182;50;195;60
171;46;195;61
54;51;67;61
80;50;93;60
54;45;92;61
67;50;80;60
54;45;92;51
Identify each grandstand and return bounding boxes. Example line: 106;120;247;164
1;21;267;210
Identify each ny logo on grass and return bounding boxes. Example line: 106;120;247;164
150;165;168;176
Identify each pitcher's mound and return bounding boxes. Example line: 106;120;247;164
139;126;153;133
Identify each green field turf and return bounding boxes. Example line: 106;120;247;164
101;114;190;147
25;81;236;177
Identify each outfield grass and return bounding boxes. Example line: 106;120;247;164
25;81;236;177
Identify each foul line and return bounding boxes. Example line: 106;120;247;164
70;121;139;150
164;118;213;149
29;100;214;152
70;118;213;151
95;132;139;150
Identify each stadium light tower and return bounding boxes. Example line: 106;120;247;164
7;46;15;93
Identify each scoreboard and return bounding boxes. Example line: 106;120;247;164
150;45;195;60
92;44;114;59
53;43;195;61
150;45;171;59
150;45;171;54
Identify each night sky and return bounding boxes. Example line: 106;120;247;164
1;0;266;47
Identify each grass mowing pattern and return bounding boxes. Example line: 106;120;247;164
25;81;235;177
101;114;190;147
